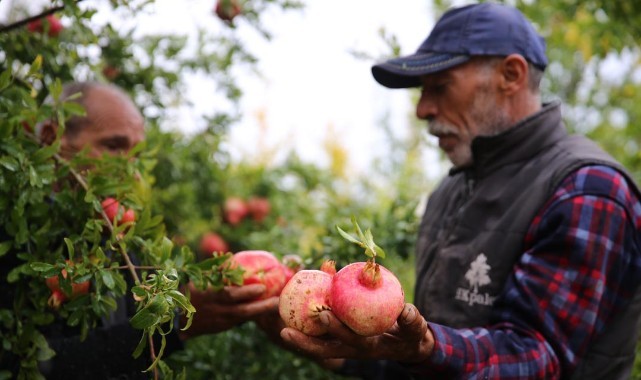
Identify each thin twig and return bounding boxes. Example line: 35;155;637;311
0;0;87;34
148;334;158;380
56;152;141;285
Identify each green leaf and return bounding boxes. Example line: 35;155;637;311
181;313;194;332
167;290;196;313
29;55;43;76
0;242;11;258
67;309;83;327
132;331;148;359
0;157;19;172
100;270;115;290
36;345;56;361
32;144;59;162
28;165;40;186
351;216;366;241
337;217;387;260
130;295;167;329
64;238;75;257
62;101;86;118
49;79;62;103
130;308;160;330
373;245;386;259
0;69;12;93
144;334;166;372
335;225;361;245
30;262;56;272
131;286;147;298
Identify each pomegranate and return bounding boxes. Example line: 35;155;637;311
45;262;91;309
278;261;336;336
214;0;242;23
101;197;119;221
121;208;136;224
27;15;64;37
48;289;67;309
199;232;229;257
329;261;404;336
102;65;120;80
101;197;136;225
247;196;270;222
230;250;288;300
223;197;249;226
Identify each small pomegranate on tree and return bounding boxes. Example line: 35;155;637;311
228;250;290;300
27;14;64;37
331;218;405;336
279;260;336;336
223;196;249;226
101;197;136;225
247;196;271;223
214;0;242;24
45;261;91;309
199;232;229;257
102;65;120;81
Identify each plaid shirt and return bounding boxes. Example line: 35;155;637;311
419;165;641;379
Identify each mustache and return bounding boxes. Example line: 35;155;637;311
428;121;458;136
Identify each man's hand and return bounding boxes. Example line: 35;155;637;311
180;282;279;339
280;303;434;364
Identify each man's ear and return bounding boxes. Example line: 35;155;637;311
498;54;529;95
39;120;60;146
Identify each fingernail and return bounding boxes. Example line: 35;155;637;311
405;306;416;322
320;312;329;325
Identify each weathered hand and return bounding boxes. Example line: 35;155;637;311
280;303;434;364
180;282;279;339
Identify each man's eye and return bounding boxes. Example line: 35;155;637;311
105;143;121;151
100;136;132;152
427;83;447;94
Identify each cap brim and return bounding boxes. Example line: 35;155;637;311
371;52;470;89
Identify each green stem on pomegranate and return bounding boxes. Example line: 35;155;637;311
336;216;386;263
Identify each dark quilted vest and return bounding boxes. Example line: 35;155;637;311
415;102;641;379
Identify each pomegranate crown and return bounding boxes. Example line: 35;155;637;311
336;216;386;262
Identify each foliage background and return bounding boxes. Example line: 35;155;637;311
1;0;640;378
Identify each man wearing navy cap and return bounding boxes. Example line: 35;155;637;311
282;3;641;379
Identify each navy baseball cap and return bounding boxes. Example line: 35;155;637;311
372;2;548;89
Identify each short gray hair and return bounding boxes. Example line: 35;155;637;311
477;56;543;93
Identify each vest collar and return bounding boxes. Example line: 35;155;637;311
450;101;566;178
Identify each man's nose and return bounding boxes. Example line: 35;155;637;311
416;93;437;121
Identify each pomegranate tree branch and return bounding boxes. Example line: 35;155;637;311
60;153;142;284
0;0;86;34
21;128;141;285
148;335;158;380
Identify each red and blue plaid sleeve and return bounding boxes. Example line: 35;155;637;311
411;165;641;379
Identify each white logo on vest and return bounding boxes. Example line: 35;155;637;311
455;253;496;307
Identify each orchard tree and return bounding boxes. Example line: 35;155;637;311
0;0;425;378
0;0;304;378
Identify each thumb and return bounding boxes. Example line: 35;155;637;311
397;303;428;338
